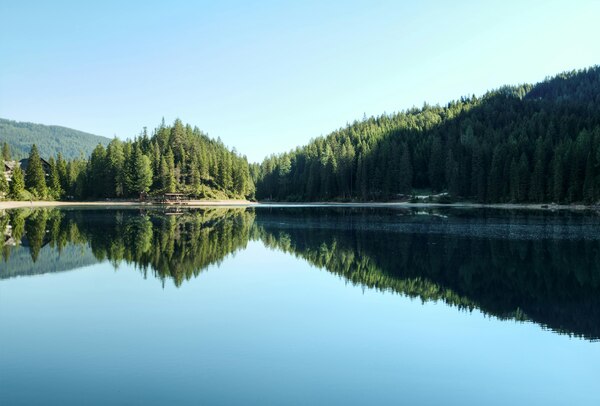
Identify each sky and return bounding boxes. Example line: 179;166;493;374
1;0;599;162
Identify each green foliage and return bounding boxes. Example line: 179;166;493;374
48;157;62;199
64;119;255;199
9;166;25;199
106;138;125;197
254;66;600;204
24;144;47;198
0;158;8;197
5;66;600;204
2;142;10;160
0;118;110;159
2;119;255;200
126;146;153;194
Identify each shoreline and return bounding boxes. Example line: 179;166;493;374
0;200;596;211
258;201;594;211
0;199;257;210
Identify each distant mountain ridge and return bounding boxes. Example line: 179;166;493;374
0;118;110;160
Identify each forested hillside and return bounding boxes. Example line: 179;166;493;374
254;66;600;204
0;118;110;159
3;66;600;204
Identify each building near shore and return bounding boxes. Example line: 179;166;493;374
3;158;51;182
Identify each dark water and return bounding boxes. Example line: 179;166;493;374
1;206;599;405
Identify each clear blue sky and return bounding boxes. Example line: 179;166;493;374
1;1;599;162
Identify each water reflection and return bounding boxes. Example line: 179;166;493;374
2;206;600;341
1;207;253;287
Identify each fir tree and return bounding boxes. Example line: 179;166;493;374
24;144;47;198
48;157;63;199
9;166;25;200
126;146;153;194
2;142;10;161
0;158;8;197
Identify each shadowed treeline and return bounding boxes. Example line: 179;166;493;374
2;207;600;340
254;67;600;203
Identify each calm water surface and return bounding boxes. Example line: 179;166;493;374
0;207;599;405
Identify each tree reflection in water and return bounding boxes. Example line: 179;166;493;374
2;206;600;341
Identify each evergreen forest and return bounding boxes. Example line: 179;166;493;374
254;66;600;203
1;119;255;200
2;66;600;204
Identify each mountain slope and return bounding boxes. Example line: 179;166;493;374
0;118;110;160
254;65;600;204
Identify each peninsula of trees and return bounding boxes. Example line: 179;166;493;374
1;119;255;200
2;66;600;204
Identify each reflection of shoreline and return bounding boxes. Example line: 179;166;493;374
1;207;256;288
0;200;596;212
0;243;100;280
3;206;600;341
0;200;256;210
254;215;600;342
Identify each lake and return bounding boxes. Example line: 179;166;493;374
1;206;599;405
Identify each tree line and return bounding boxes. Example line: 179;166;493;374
3;66;600;204
253;66;600;204
1;119;255;200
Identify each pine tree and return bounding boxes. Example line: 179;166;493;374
9;166;25;200
529;139;546;202
56;153;68;194
398;145;413;195
0;158;8;198
487;147;503;202
471;141;486;202
583;153;595;204
107;138;125;197
552;151;564;203
509;158;519;202
48;157;63;199
127;146;153;195
159;156;175;192
171;119;186;162
88;144;108;197
24;144;47;198
517;153;530;202
445;150;460;198
429;137;445;192
163;148;176;192
2;142;10;161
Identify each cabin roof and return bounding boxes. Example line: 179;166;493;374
18;158;51;172
4;160;18;171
